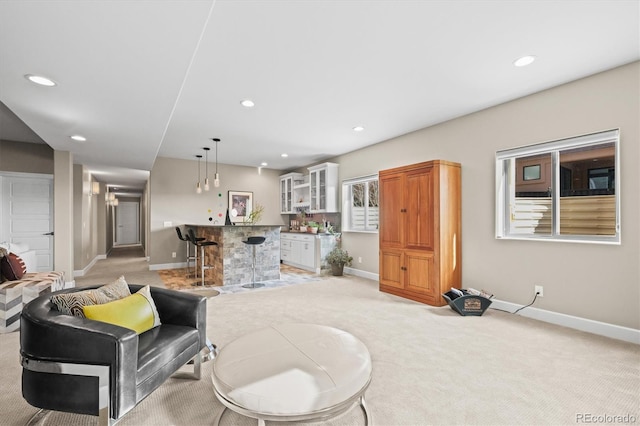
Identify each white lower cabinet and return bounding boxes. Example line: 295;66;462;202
281;233;317;272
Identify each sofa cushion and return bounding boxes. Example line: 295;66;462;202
136;324;200;388
83;285;161;334
50;276;130;317
1;252;27;281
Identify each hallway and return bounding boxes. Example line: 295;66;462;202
75;245;165;289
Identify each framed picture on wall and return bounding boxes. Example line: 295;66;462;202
228;191;253;223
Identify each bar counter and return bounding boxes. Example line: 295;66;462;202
185;224;282;286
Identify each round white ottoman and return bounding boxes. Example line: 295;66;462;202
211;323;372;425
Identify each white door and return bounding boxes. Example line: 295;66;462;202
0;173;54;271
115;201;139;245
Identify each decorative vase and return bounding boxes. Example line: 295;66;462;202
330;263;344;276
300;226;307;233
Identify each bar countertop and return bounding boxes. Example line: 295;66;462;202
186;224;281;286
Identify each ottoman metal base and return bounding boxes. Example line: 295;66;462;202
212;381;371;426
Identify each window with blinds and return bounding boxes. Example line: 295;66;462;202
496;129;620;244
342;175;379;232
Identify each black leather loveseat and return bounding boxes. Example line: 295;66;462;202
20;284;207;426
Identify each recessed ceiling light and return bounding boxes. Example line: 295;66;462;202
514;55;536;67
353;126;365;132
70;135;87;142
25;74;57;87
240;99;255;108
261;162;268;167
281;153;288;158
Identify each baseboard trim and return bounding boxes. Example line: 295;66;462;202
73;254;106;277
491;299;640;344
149;262;186;271
343;267;378;281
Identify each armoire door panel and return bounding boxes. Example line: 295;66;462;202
404;251;434;294
379;174;404;247
379;249;403;289
406;169;434;250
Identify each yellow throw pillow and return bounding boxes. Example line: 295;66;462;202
82;285;161;334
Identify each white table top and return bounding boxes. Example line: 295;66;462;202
212;323;372;418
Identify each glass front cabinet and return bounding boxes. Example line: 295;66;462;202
308;162;339;213
280;172;302;214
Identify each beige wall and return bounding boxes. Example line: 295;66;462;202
335;61;639;329
72;164;104;273
0;140;53;174
149;157;284;266
53;151;74;283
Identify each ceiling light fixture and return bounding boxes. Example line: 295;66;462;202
25;74;57;87
353;126;364;132
195;154;203;194
70;135;87;142
514;55;536;67
203;147;210;191
211;138;221;187
281;153;288;158
240;99;255;108
261;162;268;167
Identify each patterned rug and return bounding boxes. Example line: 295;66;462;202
157;264;328;296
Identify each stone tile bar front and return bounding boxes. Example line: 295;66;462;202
185;225;282;287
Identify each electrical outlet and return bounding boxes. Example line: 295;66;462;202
535;285;544;297
358;256;362;263
172;252;176;258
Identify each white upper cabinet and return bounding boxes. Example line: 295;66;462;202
280;163;339;214
279;172;302;214
308;162;339;213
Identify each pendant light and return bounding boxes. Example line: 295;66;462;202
195;154;203;194
203;147;210;191
211;138;221;187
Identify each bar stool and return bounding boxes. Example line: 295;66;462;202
176;227;203;278
188;228;218;287
242;236;266;289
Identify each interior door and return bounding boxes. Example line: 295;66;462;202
115;201;139;245
0;173;54;271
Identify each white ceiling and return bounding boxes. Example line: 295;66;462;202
0;0;638;190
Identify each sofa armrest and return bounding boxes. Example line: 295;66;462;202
141;285;207;349
20;295;139;418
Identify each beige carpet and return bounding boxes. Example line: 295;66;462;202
75;245;165;289
2;252;639;425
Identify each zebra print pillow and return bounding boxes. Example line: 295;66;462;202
50;276;131;318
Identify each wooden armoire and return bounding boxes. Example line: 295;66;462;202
378;160;461;306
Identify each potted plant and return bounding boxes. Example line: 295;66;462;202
307;221;319;234
243;203;264;225
325;246;353;276
297;209;308;232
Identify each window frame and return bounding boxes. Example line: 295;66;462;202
495;129;620;244
341;174;379;233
